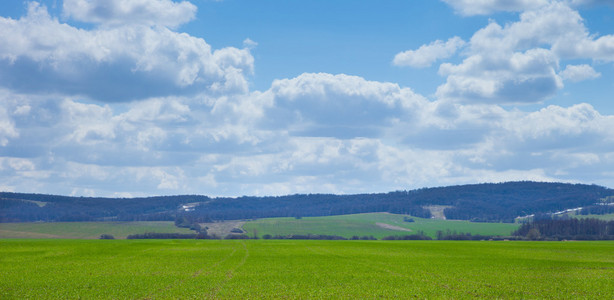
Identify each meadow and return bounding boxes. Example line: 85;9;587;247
0;221;193;239
242;213;519;238
2;239;613;298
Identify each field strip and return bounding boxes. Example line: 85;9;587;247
142;244;240;299
0;229;66;238
205;241;250;299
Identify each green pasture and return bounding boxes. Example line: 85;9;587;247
242;213;519;238
571;213;614;220
0;221;194;239
1;239;613;298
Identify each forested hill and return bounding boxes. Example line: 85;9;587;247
1;182;613;223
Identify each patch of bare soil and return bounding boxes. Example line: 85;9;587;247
375;223;412;232
199;220;246;237
423;205;453;220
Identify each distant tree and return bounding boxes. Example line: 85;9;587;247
225;234;250;239
190;223;202;232
526;228;541;240
195;232;209;239
99;234;115;239
126;232;198;239
174;216;191;228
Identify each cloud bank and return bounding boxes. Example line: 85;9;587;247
0;0;613;197
2;69;614;196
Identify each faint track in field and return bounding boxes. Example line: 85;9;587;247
141;243;240;300
204;240;250;299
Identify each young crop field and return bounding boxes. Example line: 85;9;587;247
2;239;613;298
570;213;614;221
0;221;194;239
242;213;519;238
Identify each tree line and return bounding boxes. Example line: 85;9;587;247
514;218;614;240
2;181;613;223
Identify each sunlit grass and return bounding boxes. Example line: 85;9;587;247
1;239;613;298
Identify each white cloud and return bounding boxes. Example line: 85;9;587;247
393;37;465;68
569;0;614;6
0;2;253;102
560;64;601;82
442;0;549;16
0;106;19;146
432;2;614;103
1;83;614;196
0;44;613;198
243;38;258;49
437;48;563;103
63;0;197;28
504;103;613;143
266;73;429;138
441;0;614;16
61;100;116;145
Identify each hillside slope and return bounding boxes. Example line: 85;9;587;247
2;182;612;223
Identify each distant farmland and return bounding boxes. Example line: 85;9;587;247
0;221;193;239
242;213;519;239
1;239;613;298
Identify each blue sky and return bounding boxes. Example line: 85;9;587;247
0;0;613;197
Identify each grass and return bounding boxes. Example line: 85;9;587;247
0;221;194;239
570;213;614;221
242;213;519;239
1;239;613;298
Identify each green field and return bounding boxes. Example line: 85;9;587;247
243;213;519;238
571;213;614;220
0;221;194;239
1;239;613;298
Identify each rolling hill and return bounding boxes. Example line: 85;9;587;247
1;181;613;224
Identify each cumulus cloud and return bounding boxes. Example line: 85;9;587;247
568;0;614;6
264;73;429;138
437;49;563;103
0;106;19;146
243;38;258;49
393;37;465;68
430;2;614;103
3;68;614;196
504;103;613;145
0;2;253;102
441;0;613;15
442;0;549;15
560;64;601;82
63;0;197;28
